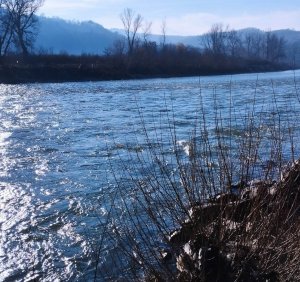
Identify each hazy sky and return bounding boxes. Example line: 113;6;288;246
40;0;300;35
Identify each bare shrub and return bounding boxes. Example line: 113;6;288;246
92;79;300;281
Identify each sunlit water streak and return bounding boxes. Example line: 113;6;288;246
0;70;299;280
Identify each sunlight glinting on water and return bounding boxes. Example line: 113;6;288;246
0;70;299;280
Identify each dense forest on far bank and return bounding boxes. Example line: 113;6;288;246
0;23;293;84
1;25;295;83
0;50;290;84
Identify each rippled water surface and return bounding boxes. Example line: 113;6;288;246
0;70;300;281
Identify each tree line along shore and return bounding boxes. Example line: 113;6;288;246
0;2;296;84
0;51;290;84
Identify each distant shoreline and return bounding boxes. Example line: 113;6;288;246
0;63;291;84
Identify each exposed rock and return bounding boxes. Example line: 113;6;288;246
223;199;253;222
177;245;231;281
168;224;194;247
210;192;239;204
227;180;247;193
279;159;300;192
190;198;253;224
156;243;173;262
176;252;194;273
161;250;172;262
197;246;230;281
163;159;300;281
247;179;274;188
188;203;222;225
182;235;210;259
280;159;300;182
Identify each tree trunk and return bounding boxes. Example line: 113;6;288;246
18;31;28;56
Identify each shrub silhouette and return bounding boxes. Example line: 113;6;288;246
91;79;300;281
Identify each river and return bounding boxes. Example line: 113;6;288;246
0;70;299;281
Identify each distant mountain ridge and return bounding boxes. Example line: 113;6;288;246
35;17;122;55
35;16;300;56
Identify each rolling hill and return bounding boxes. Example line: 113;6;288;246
35;17;122;55
35;16;300;65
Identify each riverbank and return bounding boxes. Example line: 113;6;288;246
0;55;290;84
151;160;300;281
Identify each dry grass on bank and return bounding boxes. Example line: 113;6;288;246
92;81;300;281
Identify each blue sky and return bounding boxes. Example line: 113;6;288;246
40;0;300;35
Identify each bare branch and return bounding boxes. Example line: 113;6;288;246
120;8;143;54
4;0;44;55
161;19;166;48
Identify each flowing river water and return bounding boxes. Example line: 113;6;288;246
0;70;300;281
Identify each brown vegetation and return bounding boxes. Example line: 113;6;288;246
92;85;300;281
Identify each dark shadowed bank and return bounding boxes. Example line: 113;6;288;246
0;54;290;84
160;163;300;281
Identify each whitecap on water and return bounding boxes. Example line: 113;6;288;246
176;140;192;157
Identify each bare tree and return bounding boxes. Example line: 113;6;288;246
264;31;286;63
4;0;44;56
161;19;166;48
142;21;152;44
104;38;126;57
202;23;227;56
286;42;300;67
0;0;14;56
120;8;143;54
226;29;242;57
244;31;265;59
